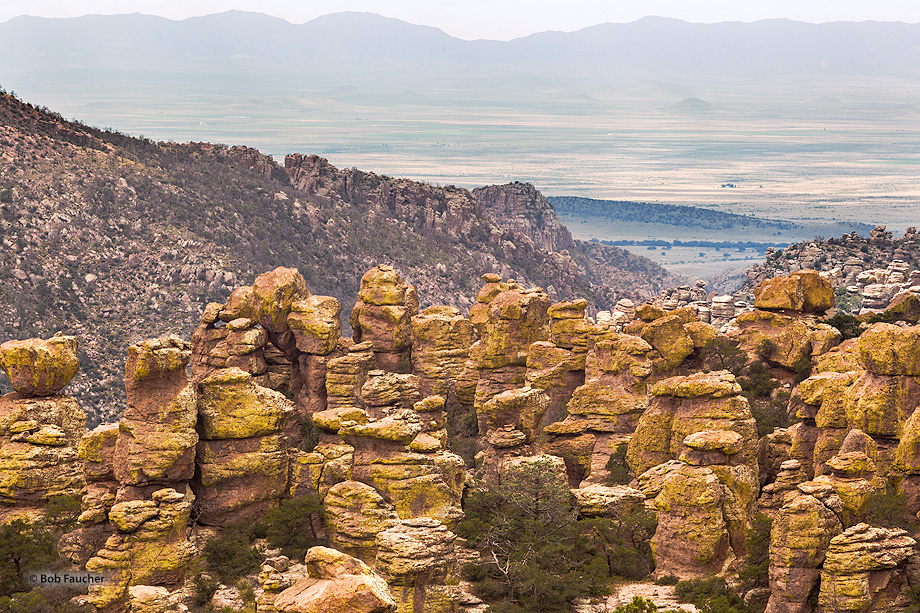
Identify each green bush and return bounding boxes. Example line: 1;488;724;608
739;513;772;591
0;588;88;613
739;361;780;398
654;575;679;586
261;495;324;560
605;443;632;485
860;482;909;529
191;573;220;607
700;337;748;376
0;520;59;598
203;522;264;584
674;577;749;613
613;596;658;613
458;458;624;611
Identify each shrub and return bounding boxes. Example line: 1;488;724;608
739;513;772;591
458;458;627;611
261;495;324;559
0;520;59;598
861;482;909;529
605;443;632;485
192;573;220;607
675;577;749;613
613;596;659;613
739;361;780;398
203;522;264;584
700;337;748;376
655;575;679;586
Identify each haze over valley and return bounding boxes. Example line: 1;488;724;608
1;11;917;278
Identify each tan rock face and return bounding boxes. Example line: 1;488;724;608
0;394;86;513
648;463;730;578
274;547;396;613
0;333;79;397
197;368;293;440
753;269;834;313
857;323;920;376
375;518;460;613
195;434;289;526
288;295;342;355
252;266;311;356
114;337;198;486
411;306;474;403
86;488;196;609
324;480;400;563
765;489;843;613
627;371;757;477
818;523;916;613
351;265;419;360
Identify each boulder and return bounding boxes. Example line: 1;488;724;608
753;269;834;313
274;547;396;613
0;333;79;396
288;295;342;355
765;490;843;613
324;480;400;563
197;368;293;440
375;518;460;613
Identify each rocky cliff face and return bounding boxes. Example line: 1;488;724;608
0;92;675;423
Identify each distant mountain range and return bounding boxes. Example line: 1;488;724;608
2;11;919;91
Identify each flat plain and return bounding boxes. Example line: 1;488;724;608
8;72;919;277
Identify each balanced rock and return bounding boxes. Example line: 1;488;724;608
0;333;79;396
753;269;834;313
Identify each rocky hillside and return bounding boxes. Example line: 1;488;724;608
0;91;676;422
743;226;920;289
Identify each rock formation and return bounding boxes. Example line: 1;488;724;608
0;333;85;520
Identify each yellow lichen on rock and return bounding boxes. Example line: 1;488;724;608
0;333;79;397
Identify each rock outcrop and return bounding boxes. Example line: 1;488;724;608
0;333;80;396
274;547;397;613
818;523;916;613
0;333;85;521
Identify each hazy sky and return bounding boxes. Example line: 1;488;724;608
2;0;919;39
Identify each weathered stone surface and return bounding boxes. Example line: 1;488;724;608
252;266;311;356
844;371;920;438
571;484;645;518
753;269;834;313
857;323;920;376
765;491;842;613
639;313;695;369
197;368;293;440
796;371;857;430
0;333;79;397
628;371;757;477
375;517;456;583
194;434;289;526
288;295;341;355
275;547;396;613
0;393;86;513
730;310;813;369
411;306;474;401
650;463;729;578
114;337;198;486
819;523;915;613
324;481;400;563
79;422;119;482
86;488;196;609
469;283;550;370
376;517;460;613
